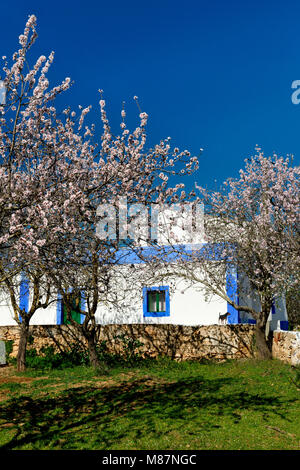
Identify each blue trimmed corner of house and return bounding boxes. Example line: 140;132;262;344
247;300;289;329
226;264;239;324
19;273;30;321
143;286;170;317
271;300;288;330
247;300;276;326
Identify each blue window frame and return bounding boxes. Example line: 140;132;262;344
143;286;170;317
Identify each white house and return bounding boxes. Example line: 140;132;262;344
0;203;289;330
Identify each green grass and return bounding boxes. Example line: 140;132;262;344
0;358;299;450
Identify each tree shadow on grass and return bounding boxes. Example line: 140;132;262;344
0;375;296;449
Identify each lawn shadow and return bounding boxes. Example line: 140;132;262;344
0;374;295;449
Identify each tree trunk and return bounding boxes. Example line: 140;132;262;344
255;303;272;359
87;334;100;368
17;319;30;372
254;323;272;359
85;328;107;373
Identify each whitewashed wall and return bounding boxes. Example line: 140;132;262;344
0;293;59;326
0;264;228;327
0;275;60;326
0;291;16;326
0;228;288;329
0;263;288;328
94;273;228;326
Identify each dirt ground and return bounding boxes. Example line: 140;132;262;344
0;365;34;384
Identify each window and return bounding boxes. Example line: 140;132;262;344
143;286;170;317
57;292;83;325
147;290;166;312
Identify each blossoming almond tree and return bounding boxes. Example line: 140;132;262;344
0;15;101;370
154;150;300;358
0;15;200;370
37;93;199;369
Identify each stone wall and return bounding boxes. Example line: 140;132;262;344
0;324;257;362
272;330;300;366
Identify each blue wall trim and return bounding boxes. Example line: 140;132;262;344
56;292;63;325
143;286;170;317
112;242;232;265
226;265;239;324
80;290;86;324
19;273;29;321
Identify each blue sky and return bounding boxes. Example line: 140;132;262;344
1;0;300;191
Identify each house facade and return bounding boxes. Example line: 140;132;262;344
0;249;289;331
0;205;289;330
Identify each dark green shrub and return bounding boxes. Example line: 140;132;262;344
25;345;90;370
113;334;144;365
16;335;145;371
